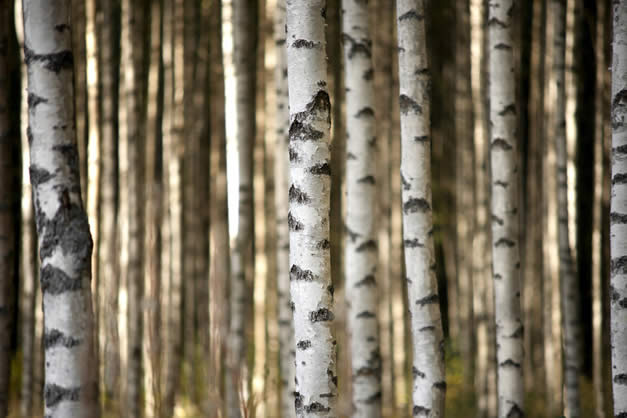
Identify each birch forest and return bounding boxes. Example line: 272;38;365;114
2;0;627;416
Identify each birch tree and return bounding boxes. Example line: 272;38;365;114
487;0;524;416
552;0;581;415
0;3;16;415
286;0;337;416
611;1;627;416
396;1;445;416
22;0;99;416
274;2;296;416
341;0;382;415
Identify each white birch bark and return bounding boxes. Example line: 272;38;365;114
341;0;381;415
274;2;296;416
552;1;581;415
22;1;99;416
0;4;16;415
286;1;337;416
487;1;524;416
611;1;627;416
396;1;445;416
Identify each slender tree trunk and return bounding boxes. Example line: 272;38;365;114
285;1;337;416
487;1;524;416
340;1;382;416
23;1;99;416
0;3;17;416
71;0;87;199
552;1;581;416
273;2;296;416
396;2;446;417
611;2;627;416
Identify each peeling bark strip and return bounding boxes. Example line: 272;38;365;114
22;1;99;416
552;1;581;416
612;2;627;417
396;1;445;416
286;1;337;416
488;0;524;416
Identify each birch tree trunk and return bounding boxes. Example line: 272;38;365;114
340;0;382;415
611;2;627;416
286;1;337;416
552;1;581;415
0;3;17;415
22;1;99;416
487;1;524;416
396;1;445;416
274;2;296;416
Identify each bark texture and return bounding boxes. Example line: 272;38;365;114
341;0;382;416
23;1;99;416
274;2;296;416
552;1;581;416
487;1;524;416
611;1;627;416
396;1;445;416
286;1;337;416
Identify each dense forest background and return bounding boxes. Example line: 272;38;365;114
0;0;620;416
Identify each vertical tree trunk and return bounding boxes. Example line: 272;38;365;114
286;1;337;416
487;0;525;416
226;0;258;415
396;1;446;417
0;3;17;415
121;0;147;414
340;0;382;416
610;2;627;416
273;2;296;416
22;1;99;416
552;1;581;416
71;0;88;199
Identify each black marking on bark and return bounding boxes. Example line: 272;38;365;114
499;359;521;369
294;392;303;412
44;383;80;407
404;238;424;248
412;367;425;378
615;413;627;418
288;147;300;162
492;214;504;225
401;173;411;190
399;94;422;114
356;240;377;252
40;265;82;295
288;212;303;231
290;301;295;311
327;284;334;297
612;89;627;128
290;265;315;281
289;185;310;203
494;43;513;50
346;224;361;242
292;39;316;49
362;391;382;404
614;374;627;385
419;325;435;332
28;92;48;108
611;256;627;275
305;402;331;413
310;308;334;322
357;175;376;185
357;311;376;318
618;298;627;309
355;107;375;118
44;329;81;349
414;135;429;143
491;138;513;151
355;366;380;377
413;405;431;416
506;326;523;339
54;24;70;32
611;212;627;224
415;294;439;307
24;47;74;73
310;162;331;175
495;238;515;248
363;68;374;80
296;340;311;350
498;104;516;116
29;165;54;187
403;198;430;213
433;381;447;391
320;392;335;398
487;17;507;28
356;275;376;287
494;273;502;280
275;39;286;46
613;145;627;157
505;403;524;418
399;10;423;21
317;80;327;88
327;369;338;387
347;152;357;160
613;173;627;185
289;120;324;142
53;144;80;174
317;239;330;249
342;33;372;58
